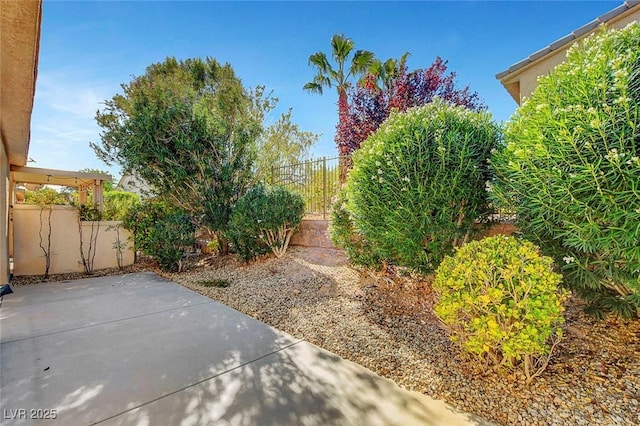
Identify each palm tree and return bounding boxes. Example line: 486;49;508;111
365;52;411;94
304;33;374;162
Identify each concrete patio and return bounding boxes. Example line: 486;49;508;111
0;273;488;425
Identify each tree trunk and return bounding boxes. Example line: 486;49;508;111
217;234;230;256
337;88;351;182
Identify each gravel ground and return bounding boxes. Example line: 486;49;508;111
12;247;640;425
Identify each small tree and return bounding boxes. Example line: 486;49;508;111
344;56;484;156
93;57;273;254
123;199;195;272
103;191;140;221
254;109;318;184
106;223;127;270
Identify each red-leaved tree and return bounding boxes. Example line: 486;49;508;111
342;56;484;156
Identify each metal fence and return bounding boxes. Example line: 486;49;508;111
269;156;346;219
268;155;516;223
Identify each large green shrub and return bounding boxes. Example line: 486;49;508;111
344;99;500;272
123;199;195;271
227;185;304;261
491;24;640;318
434;235;568;383
103;191;140;221
328;191;381;269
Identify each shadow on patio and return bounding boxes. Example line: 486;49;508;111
0;273;487;425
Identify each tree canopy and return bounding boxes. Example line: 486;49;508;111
92;57;274;245
253;108;319;183
342;56;485;156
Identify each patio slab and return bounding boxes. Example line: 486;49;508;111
0;273;490;425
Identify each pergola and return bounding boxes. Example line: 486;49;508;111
10;166;111;210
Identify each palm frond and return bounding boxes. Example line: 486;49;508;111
303;82;324;94
349;50;375;77
308;52;331;74
331;33;355;63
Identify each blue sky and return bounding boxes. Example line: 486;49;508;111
30;0;620;180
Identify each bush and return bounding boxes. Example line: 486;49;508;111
328;191;381;269
103;191;140;221
491;24;640;318
25;187;70;205
123;199;195;271
433;235;568;383
344;99;500;273
227;185;304;261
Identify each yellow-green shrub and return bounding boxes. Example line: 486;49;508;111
433;235;568;383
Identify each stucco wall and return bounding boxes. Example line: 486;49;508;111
1;142;8;283
12;205;134;276
507;8;640;103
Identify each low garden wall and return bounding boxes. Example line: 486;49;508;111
290;218;517;249
12;205;134;276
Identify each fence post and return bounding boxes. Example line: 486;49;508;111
322;157;327;220
271;165;275;185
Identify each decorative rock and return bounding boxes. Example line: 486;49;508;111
12;247;640;426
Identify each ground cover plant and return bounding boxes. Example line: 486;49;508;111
491;24;640;318
342;99;500;273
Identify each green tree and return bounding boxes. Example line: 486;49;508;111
92;57;273;253
24;187;70;205
254;108;318;183
103;191;140;221
123;199;195;271
304;34;374;166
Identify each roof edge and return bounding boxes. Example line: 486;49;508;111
496;0;640;80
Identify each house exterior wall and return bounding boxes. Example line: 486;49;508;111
1;141;8;283
116;173;151;198
503;7;640;104
12;205;134;276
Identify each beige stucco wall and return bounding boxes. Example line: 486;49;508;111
12;205;134;276
0;141;8;283
505;8;640;104
0;0;42;166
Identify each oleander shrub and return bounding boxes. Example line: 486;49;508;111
328;191;381;269
344;99;500;273
123;199;195;271
491;23;640;318
227;185;304;261
433;235;568;383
